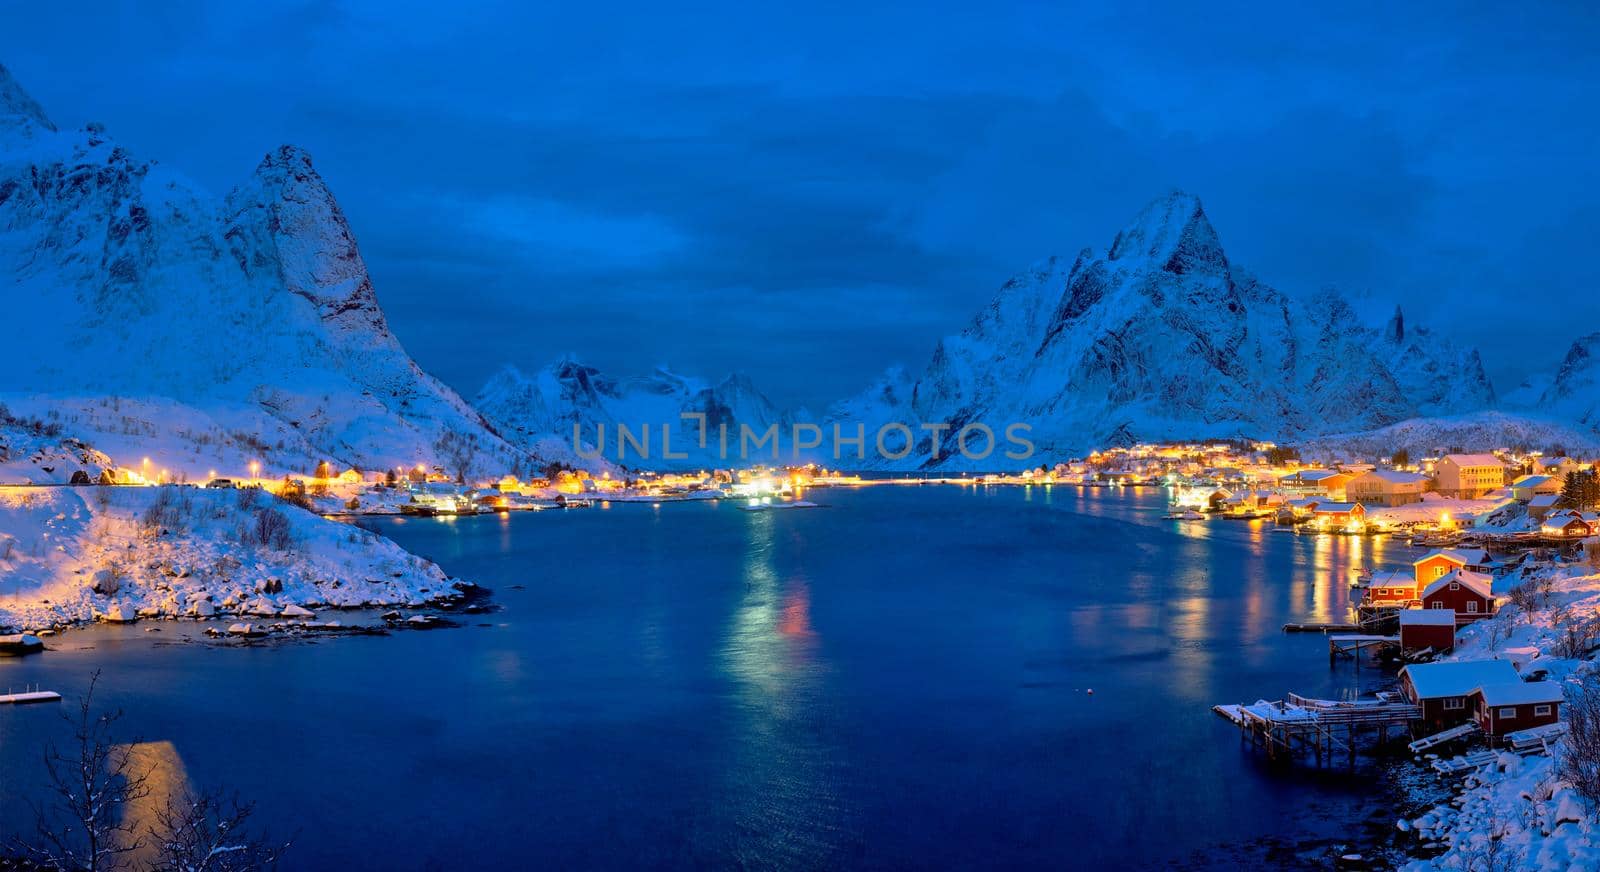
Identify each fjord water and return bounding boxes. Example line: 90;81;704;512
0;485;1406;868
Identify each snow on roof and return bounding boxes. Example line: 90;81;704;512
1442;453;1505;468
1476;681;1565;706
1288;469;1344;481
1401;659;1521;699
1360;469;1431;484
1312;502;1360;513
1400;608;1456;627
1529;494;1563;507
1413;548;1489;566
1543;515;1594;530
1512;474;1555;487
1422;569;1493;599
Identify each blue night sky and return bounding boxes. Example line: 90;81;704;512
5;2;1598;411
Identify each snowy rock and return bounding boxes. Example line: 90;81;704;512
244;597;279;617
190;599;216;618
102;603;135;623
279;604;314;618
91;568;120;595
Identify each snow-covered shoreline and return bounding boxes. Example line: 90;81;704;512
0;485;473;633
1399;559;1600;869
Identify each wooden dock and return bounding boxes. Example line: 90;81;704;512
1214;693;1419;765
0;690;61;706
1283;621;1362;633
1328;634;1397;664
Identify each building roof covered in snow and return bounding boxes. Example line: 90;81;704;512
1441;453;1506;468
1476;681;1565;706
1400;659;1521;699
1400;608;1457;627
1414;548;1490;567
1421;569;1493;599
1362;469;1431;484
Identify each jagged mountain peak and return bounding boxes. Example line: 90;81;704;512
835;192;1496;469
224;144;387;333
0;62;54;131
1106;190;1224;277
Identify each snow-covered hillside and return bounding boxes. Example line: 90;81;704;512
1535;333;1600;431
0;407;112;484
0;485;463;630
831;192;1497;470
0;63;541;482
476;357;810;469
1297;411;1600;460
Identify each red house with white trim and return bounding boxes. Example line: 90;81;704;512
1472;682;1564;738
1398;608;1456;654
1399;660;1522;730
1420;569;1495;624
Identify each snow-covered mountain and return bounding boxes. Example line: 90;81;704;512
832;192;1497;469
0;63;542;482
1534;333;1600;430
476;358;808;469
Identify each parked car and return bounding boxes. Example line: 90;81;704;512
205;478;236;489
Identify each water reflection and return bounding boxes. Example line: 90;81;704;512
115;740;191;867
716;512;844;866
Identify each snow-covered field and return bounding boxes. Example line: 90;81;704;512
0;485;465;631
1367;493;1510;527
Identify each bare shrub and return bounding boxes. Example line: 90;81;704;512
14;672;290;871
1553;609;1600;659
1560;672;1600;807
15;671;151;871
246;507;293;551
1508;576;1553;617
236;487;261;511
150;789;290;871
138;487;192;534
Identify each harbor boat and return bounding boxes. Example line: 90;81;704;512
0;633;44;656
1161;509;1206;520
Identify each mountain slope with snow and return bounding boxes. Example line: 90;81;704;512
476;358;808;469
832;192;1497;469
0;63;541;482
1534;333;1600;431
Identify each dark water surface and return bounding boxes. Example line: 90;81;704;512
0;485;1415;868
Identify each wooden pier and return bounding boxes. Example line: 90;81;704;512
1327;634;1397;664
0;690;61;706
1282;621;1362;633
1213;693;1419;765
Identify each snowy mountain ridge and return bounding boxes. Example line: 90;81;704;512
476;358;810;470
0;63;551;481
829;192;1498;469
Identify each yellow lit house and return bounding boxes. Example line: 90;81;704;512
1435;453;1506;499
1347;469;1431;506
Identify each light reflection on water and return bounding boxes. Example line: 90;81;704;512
0;485;1421;869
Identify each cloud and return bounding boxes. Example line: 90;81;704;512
4;0;1600;411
